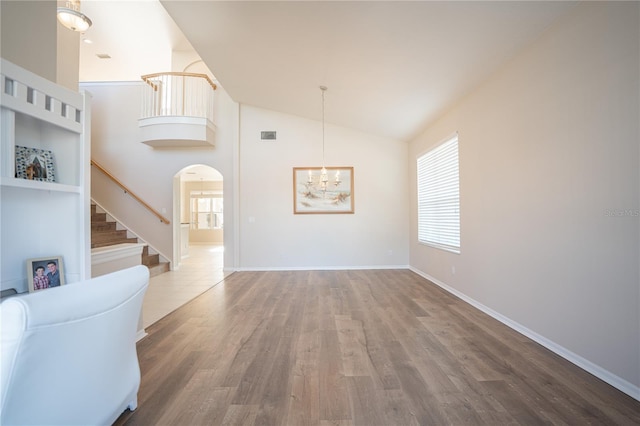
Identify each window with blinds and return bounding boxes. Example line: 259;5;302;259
417;135;460;253
190;190;224;230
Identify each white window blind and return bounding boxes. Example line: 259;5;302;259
417;135;460;253
190;190;224;230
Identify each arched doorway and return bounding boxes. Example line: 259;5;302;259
173;165;224;270
142;164;225;327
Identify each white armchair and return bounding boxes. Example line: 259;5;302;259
0;265;149;425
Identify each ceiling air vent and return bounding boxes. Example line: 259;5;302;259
96;53;111;59
261;131;276;141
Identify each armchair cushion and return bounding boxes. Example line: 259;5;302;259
1;265;149;425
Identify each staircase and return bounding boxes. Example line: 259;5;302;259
91;204;170;277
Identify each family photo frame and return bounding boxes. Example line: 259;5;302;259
293;166;354;214
27;256;65;293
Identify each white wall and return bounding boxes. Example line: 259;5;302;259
409;2;639;394
55;19;80;91
239;105;409;269
1;1;57;83
0;0;78;89
83;81;239;269
86;83;408;270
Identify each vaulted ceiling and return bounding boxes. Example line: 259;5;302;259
79;1;577;141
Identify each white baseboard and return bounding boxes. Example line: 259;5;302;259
409;266;640;402
91;199;171;266
235;264;410;272
135;329;148;342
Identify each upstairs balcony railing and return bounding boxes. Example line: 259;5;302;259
140;72;217;121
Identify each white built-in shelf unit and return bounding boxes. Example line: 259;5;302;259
1;58;91;294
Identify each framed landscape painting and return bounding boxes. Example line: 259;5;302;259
293;166;354;214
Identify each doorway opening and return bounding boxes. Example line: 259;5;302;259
173;164;224;269
142;165;224;328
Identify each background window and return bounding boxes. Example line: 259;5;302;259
190;191;223;230
417;135;460;253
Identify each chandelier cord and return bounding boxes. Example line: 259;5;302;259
321;86;327;168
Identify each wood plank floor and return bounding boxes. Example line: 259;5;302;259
114;270;640;425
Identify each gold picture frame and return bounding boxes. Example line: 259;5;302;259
293;166;354;214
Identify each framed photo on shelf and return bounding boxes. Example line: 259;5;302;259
27;256;65;292
15;146;56;182
293;166;354;214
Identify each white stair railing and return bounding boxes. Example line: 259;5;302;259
140;72;216;122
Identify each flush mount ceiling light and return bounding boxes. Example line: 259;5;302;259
57;1;92;32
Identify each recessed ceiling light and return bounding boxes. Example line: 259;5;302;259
82;38;93;44
96;53;111;59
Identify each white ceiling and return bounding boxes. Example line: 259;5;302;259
79;0;193;82
79;0;577;142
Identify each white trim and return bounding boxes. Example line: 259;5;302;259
135;330;148;342
409;266;640;402
172;174;181;271
80;81;143;87
91;199;171;267
233;103;241;271
417;240;461;255
235;265;411;272
2;58;83;133
1;109;15;179
91;243;145;265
